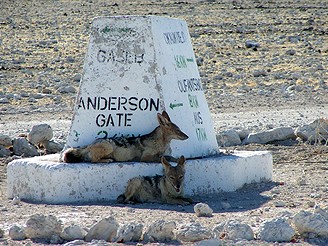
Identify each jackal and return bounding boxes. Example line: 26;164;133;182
62;111;188;163
117;156;193;205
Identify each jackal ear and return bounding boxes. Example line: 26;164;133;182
161;156;171;170
161;111;171;122
157;112;170;126
177;155;186;167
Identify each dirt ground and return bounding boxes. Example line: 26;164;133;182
0;0;328;245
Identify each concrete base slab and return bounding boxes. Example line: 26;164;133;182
7;151;272;204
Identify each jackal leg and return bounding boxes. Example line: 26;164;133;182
165;196;193;205
118;177;142;203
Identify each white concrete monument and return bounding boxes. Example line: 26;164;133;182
6;16;273;204
66;16;218;158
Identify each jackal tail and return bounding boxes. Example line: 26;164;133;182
63;139;114;163
62;148;84;163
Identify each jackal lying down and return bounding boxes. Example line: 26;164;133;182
117;156;193;205
62;111;188;163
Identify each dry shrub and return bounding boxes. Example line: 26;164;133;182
314;118;328;145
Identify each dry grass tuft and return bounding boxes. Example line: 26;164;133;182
314;118;328;145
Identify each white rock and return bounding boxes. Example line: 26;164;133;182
85;217;118;242
297;178;307;186
0;97;10;103
175;223;212;242
194;203;213;217
195;238;223;246
12;137;39;157
0;133;12;147
143;220;176;242
12;196;21;205
0;145;11;157
307;201;316;208
27;124;53;145
273;200;286;207
9;225;26;240
288;35;301;43
286;49;296;55
73;74;82;82
243;127;295;144
245;40;260;49
50;234;63;244
63;239;85;246
213;220;254;240
43;140;64;154
196;57;204;66
60;224;87;241
253;69;267;77
293;210;328;238
315;205;328;220
258;218;295;242
25;214;62;240
57;86;76;94
216;130;241;147
115;222;143;242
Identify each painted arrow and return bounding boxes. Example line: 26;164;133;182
169;102;183;110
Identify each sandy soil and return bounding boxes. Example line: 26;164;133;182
0;0;328;245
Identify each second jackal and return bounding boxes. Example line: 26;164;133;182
117;156;193;205
62;111;188;163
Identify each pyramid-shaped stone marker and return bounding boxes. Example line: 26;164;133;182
66;16;218;158
6;16;273;204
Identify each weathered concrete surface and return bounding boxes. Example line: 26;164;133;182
7;151;272;204
66;16;218;159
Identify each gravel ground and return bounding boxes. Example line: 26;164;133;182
0;0;328;245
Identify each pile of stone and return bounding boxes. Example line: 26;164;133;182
217;118;328;147
0;124;63;158
2;118;327;159
1;204;327;244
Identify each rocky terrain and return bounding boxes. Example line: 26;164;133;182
0;0;328;245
